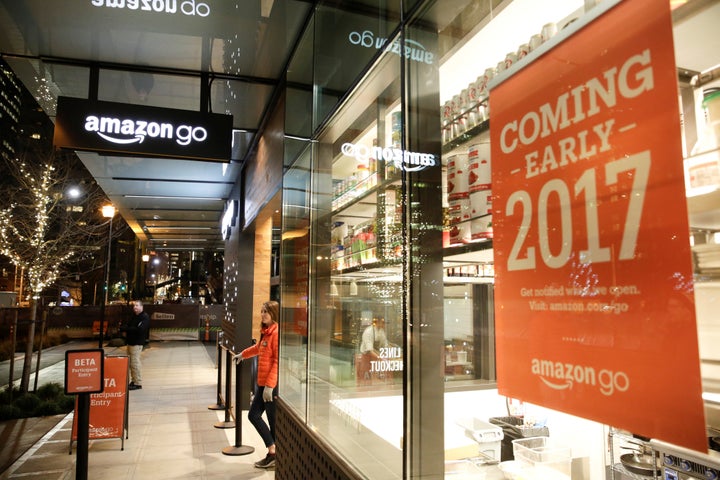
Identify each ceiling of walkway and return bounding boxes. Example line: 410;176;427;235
0;0;313;251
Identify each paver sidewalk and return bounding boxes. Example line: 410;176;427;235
1;341;272;480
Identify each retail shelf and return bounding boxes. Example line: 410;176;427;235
442;118;490;155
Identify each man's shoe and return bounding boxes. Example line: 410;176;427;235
254;453;276;469
128;384;142;390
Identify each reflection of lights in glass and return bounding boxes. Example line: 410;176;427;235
101;205;116;218
365;279;401;300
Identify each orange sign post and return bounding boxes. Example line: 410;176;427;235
71;356;129;449
490;0;706;451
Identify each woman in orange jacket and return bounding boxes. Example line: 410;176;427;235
234;300;279;469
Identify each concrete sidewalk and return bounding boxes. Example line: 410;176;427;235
1;341;273;480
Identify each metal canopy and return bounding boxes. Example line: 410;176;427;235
0;0;313;251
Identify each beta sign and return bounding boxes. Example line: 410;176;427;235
65;349;105;395
490;0;706;451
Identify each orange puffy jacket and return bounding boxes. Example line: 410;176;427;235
240;322;278;388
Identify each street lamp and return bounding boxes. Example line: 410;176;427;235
99;204;116;348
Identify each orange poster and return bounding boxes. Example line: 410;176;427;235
73;356;129;442
490;0;706;451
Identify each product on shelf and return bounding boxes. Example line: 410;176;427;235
470;190;492;219
504;51;518;70
440;18;564;147
477;68;495;99
540;21;558;42
471;215;493;241
448;196;471;245
441;101;454;144
447;153;469;197
685;88;720;193
517;43;530;60
467;143;491;191
467;143;493;242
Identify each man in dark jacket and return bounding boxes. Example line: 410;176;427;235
121;300;149;390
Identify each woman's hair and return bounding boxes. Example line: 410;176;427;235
263;300;279;324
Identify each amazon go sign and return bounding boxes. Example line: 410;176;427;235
53;97;233;162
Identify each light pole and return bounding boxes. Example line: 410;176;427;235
99;204;115;348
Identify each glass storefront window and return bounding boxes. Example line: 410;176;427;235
280;144;312;420
282;1;720;478
313;1;402;131
431;0;587;386
307;43;404;478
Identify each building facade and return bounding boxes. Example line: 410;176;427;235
256;0;720;479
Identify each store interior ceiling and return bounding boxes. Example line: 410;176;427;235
1;0;720;254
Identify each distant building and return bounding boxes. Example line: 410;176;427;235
0;60;22;163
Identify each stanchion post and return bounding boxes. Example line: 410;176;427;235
208;336;224;410
8;310;18;395
76;393;90;480
214;348;234;429
222;358;254;455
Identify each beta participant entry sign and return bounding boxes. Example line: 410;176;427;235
490;0;706;451
65;349;104;395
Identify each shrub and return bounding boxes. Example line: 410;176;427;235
34;400;62;416
0;386;21;404
58;394;75;411
0;404;22;420
0;383;74;419
13;393;41;412
37;382;63;400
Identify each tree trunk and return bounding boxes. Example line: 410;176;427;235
19;298;38;393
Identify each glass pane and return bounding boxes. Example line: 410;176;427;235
431;0;586;385
313;1;401;130
308;46;403;478
286;15;314;139
406;0;593;477
211;79;274;130
43;63;90;107
280;144;312;418
3;58;89;116
98;69;200;110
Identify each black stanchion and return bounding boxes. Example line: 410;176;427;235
207;337;224;410
222;358;254;455
75;393;90;480
214;348;235;429
8;311;17;394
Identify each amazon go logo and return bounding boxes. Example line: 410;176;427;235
84;115;207;146
531;358;629;396
91;0;211;17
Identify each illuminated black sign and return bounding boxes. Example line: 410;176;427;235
53;97;233;162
